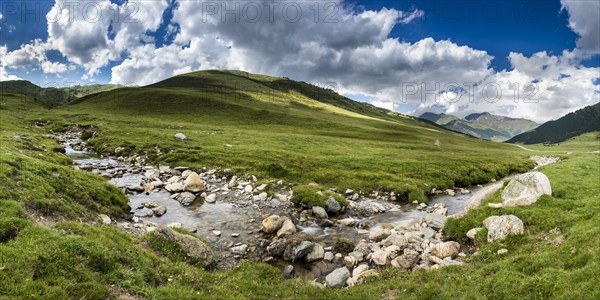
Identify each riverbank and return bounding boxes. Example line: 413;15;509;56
52;127;562;287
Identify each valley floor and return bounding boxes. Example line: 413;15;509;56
1;93;599;299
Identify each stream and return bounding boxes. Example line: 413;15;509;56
59;133;546;280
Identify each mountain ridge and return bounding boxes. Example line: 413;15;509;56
419;111;538;141
508;102;600;144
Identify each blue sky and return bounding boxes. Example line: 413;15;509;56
0;0;598;122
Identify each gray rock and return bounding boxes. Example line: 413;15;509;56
312;206;328;219
456;182;504;217
324;252;335;262
230;244;248;255
152;206;167;216
267;238;288;257
369;229;391;242
326;196;341;214
153;226;213;267
466;227;483;240
283;265;294;279
304;243;325;262
391;249;420;270
483;215;524;242
284;241;314;262
174;133;187;140
371;250;387;266
352;264;369;278
502;172;552;207
420;213;447;231
337;218;357;227
325;267;351;288
183;172;205;193
127;184;144;192
408;227;436;243
262;215;284;233
204;193;217;203
98;214;111;225
381;233;408;249
258;192;268;201
165;182;184;193
277;218;297;237
175;192;197;206
430;241;460;259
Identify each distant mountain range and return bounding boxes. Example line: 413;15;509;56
508;102;600;144
0;80;120;107
419;112;539;141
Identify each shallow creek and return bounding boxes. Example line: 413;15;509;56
61;137;524;278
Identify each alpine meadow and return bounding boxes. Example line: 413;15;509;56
0;1;599;299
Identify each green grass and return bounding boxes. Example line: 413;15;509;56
45;70;534;201
1;72;599;299
291;185;348;208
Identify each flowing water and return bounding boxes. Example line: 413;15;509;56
61;137;528;277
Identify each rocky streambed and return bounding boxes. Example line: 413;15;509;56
53;128;558;288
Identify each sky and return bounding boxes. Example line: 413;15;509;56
0;0;599;123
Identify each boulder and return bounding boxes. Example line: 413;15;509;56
483;215;524;242
284;241;314;262
175;192;197;206
230;244;248;255
266;238;288;257
153;206;167;216
312;206;328;219
98;214;111;225
502;172;552;207
204;194;217;203
466;227;483;240
325;267;351;288
457;182;504;217
262;215;284;233
352;264;369;278
283;265;294;279
368;229;391;242
153;227;213;267
371;250;387;266
391;249;420;270
277;218;297;237
183;172;205;193
381;233;408;249
337;218;357;227
430;241;460;259
420;213;447;230
174;133;187;140
326;196;341;214
165;182;184;193
304;243;325;262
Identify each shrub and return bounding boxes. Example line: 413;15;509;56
335;238;355;254
80;131;93;140
291;185;348;208
291;185;327;208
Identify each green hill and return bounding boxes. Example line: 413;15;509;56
508;102;600;144
54;70;533;199
0;80;120;107
419;112;460;125
1;70;599;299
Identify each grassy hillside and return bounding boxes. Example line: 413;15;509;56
1;90;599;298
509;103;600;144
53;70;534;200
0;80;120;107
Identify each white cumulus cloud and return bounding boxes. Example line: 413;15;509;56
561;0;600;55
